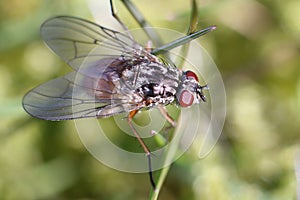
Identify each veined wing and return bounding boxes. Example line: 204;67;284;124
23;16;151;120
41;16;142;72
23;16;173;120
22;70;140;121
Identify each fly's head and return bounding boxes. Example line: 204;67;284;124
176;70;208;107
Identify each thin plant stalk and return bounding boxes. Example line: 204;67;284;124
149;1;207;199
116;0;214;198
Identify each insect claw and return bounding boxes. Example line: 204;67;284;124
146;152;156;189
201;84;209;90
201;95;207;102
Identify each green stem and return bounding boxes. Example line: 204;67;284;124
149;1;208;199
151;26;216;56
149;165;171;200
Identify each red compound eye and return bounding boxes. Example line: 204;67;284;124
185;70;199;81
179;90;194;107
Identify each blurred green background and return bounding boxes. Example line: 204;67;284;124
1;0;300;199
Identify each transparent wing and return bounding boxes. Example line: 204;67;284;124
41;16;141;71
24;16;173;120
22;71;139;121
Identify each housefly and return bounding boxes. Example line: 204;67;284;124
22;16;215;189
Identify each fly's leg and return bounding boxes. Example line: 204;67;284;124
148;105;176;144
120;0;163;46
127;110;150;154
158;105;176;127
110;0;163;47
109;0;133;40
127;110;156;189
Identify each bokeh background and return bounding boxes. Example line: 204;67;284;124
1;0;300;199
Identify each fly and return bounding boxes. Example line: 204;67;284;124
22;3;216;190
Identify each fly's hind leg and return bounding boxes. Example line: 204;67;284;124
127;110;156;189
127;110;151;154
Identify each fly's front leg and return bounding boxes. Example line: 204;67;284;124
148;105;176;145
158;105;176;127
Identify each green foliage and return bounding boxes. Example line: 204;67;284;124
0;0;299;199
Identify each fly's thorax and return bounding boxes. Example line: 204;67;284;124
120;59;180;92
119;60;181;107
176;70;207;107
